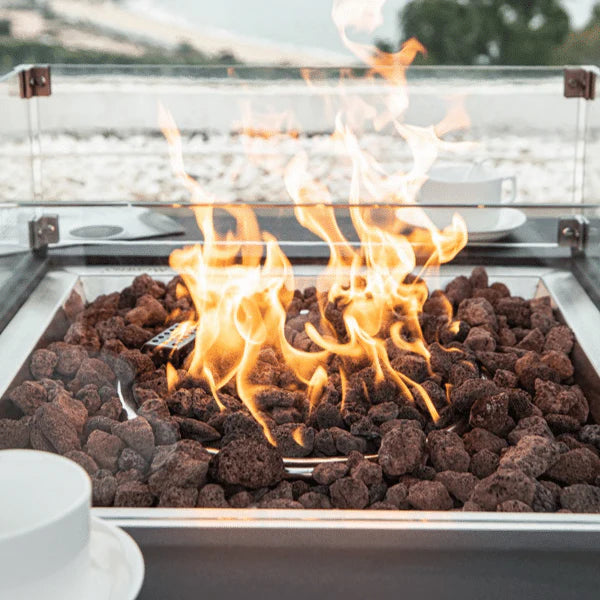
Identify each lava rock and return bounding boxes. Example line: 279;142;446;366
470;469;537;511
469;392;509;435
31;403;80;454
545;448;600;485
114;481;154;507
560;484;600;513
215;439;284;489
0;417;31;449
499;435;562;478
329;477;369;509
86;430;125;472
378;421;426;477
407;480;453;510
435;471;478;503
312;462;348;485
426;430;470;473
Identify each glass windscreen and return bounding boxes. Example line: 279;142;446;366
11;64;588;209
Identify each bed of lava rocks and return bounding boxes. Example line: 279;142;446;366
1;267;600;513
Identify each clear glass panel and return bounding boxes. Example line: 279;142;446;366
29;64;584;208
584;71;600;206
0;68;34;203
23;202;594;252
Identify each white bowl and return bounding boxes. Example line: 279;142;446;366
0;450;144;600
0;450;91;591
418;162;516;205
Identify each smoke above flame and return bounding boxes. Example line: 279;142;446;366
159;0;470;444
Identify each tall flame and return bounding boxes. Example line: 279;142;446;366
160;0;470;446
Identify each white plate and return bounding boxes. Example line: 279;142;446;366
9;517;144;600
397;207;527;243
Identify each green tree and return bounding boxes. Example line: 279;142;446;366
552;3;600;65
387;0;571;65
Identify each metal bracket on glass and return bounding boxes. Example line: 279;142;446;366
558;216;588;255
28;215;59;253
18;66;51;99
564;68;596;100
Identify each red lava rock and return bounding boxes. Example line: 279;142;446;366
53;392;88;435
215;438;284;489
541;351;574;380
159;486;199;508
112;417;155;461
114;481;154;507
463;428;507;455
579;425;600;450
350;460;383;486
450;379;499;414
497;499;533;512
148;443;209;494
273;423;315;457
560;484;600;513
312;462;348;485
299;492;332;509
508;416;554;445
493;369;518;388
516;328;545;353
435;471;478;503
499;435;561;478
8;381;47;416
92;471;117;506
407;480;453;510
534;379;579;416
330;477;369;509
470;469;537;511
546;448;600;485
368;402;399;425
47;342;88;377
496;297;531;328
118;447;147;472
197;484;229;508
64;322;101;353
445;276;472;307
426;430;470;472
469;392;509;435
469;267;489;289
86;430;125;472
76;385;102;415
464;327;496;352
457;297;498;330
544;325;574;354
30;349;58;380
384;483;409;508
378;421;426;477
31;403;80;454
470;449;500;479
0;417;31;449
65;450;99;476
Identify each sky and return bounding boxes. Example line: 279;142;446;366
137;0;598;56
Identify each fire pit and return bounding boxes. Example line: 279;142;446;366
0;4;599;594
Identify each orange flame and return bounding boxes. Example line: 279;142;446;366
159;0;471;446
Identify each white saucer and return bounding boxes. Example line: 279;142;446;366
9;517;144;600
397;207;527;243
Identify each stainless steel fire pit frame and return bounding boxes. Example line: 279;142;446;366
2;266;600;598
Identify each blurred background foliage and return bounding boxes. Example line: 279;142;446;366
378;0;600;65
0;0;598;70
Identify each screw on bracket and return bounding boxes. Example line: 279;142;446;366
564;68;597;100
29;215;59;254
19;66;51;99
558;216;588;255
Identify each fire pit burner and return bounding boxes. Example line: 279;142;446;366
1;265;599;512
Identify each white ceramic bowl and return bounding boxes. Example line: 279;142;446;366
0;450;144;600
0;449;91;592
418;162;516;205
